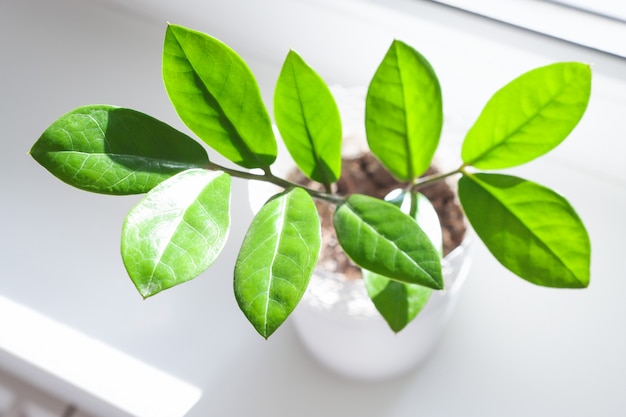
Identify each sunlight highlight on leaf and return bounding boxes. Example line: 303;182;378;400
30;105;208;195
121;169;231;298
234;188;321;338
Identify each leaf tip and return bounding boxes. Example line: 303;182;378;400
136;283;158;300
389;323;405;334
138;289;153;300
574;274;591;289
257;325;275;340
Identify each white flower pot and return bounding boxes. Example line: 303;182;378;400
291;235;472;380
248;155;473;380
248;86;473;380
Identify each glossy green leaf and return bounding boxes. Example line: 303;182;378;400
163;24;276;168
458;173;590;288
462;62;591;169
274;50;342;186
334;194;443;289
30;105;209;195
121;169;231;298
364;190;441;332
234;187;321;339
385;189;443;255
364;271;432;333
366;40;443;181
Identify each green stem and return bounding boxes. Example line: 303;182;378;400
207;161;345;205
411;166;465;192
409;190;418;218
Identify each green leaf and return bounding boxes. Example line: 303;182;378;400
364;271;432;333
458;173;590;288
366;39;443;181
385;190;443;255
462;62;591;169
334;194;443;289
121;169;231;298
364;190;441;332
234;187;321;339
30;105;209;195
163;23;276;168
274;50;342;186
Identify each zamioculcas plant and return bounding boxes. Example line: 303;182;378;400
30;24;592;338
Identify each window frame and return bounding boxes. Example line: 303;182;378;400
428;0;626;58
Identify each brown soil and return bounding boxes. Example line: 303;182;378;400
289;153;466;280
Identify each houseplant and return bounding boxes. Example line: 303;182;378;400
252;85;475;379
29;23;591;357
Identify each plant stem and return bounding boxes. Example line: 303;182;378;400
208;160;466;207
207;161;345;205
409;190;418;218
411;166;464;192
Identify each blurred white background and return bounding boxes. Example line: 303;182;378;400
1;0;625;416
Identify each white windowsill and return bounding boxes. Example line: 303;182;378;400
0;295;201;417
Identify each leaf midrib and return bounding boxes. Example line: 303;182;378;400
264;195;287;336
144;174;214;295
466;80;575;167
345;202;437;287
394;42;415;180
44;150;206;170
467;174;582;284
167;29;266;168
288;59;331;186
